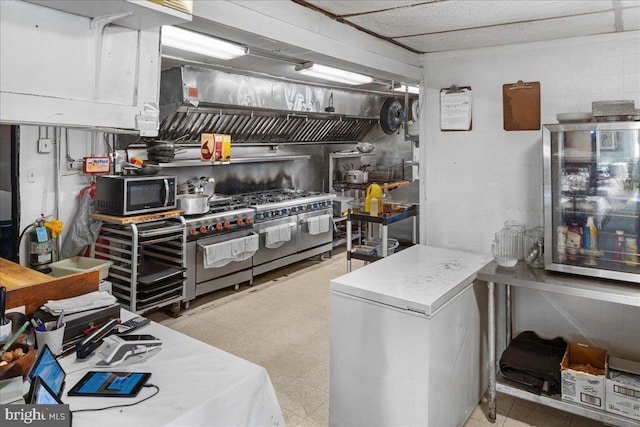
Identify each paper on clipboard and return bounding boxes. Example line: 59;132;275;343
440;86;472;131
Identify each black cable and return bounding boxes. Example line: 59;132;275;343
70;384;159;413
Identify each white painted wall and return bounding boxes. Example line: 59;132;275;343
0;0;161;131
419;31;640;357
17;126;105;264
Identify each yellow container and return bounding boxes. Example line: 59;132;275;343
365;183;383;213
221;134;231;163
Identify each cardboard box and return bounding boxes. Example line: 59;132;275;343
200;133;214;161
606;357;640;421
561;342;608;410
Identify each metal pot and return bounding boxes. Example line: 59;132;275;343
346;170;369;184
177;194;211;215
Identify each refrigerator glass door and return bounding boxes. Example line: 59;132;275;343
543;122;640;283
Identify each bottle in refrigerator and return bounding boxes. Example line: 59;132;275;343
583;216;598;266
556;226;568;262
566;223;582;262
624;237;638;267
614;230;625;265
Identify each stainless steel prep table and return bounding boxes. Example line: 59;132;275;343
478;261;640;426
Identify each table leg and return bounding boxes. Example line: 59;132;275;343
488;280;496;423
506;284;512;344
347;218;352;272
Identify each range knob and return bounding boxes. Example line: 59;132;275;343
282;208;289;215
199;226;207;233
237;218;244;225
276;209;282;216
327;200;333;206
207;225;217;232
291;207;297;213
257;213;264;220
223;221;230;229
265;211;272;218
189;228;197;236
314;203;319;209
216;223;223;231
244;217;253;224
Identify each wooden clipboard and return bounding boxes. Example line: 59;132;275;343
503;80;540;131
440;85;472;131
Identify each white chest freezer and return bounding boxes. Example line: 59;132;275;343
329;245;492;427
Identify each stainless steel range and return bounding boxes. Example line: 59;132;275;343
183;201;256;308
247;190;336;276
182;189;335;307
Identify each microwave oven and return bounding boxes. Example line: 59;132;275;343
95;175;177;216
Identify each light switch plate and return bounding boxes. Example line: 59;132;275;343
38;138;52;153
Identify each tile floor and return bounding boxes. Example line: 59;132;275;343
148;250;607;427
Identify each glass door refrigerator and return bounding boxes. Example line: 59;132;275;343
543;121;640;283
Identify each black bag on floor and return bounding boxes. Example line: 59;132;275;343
499;330;567;395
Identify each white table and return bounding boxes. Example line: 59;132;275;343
56;310;285;427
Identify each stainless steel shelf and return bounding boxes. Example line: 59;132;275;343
330;151;376;159
482;261;640;425
497;375;638;427
157;155;311;167
478;261;640;307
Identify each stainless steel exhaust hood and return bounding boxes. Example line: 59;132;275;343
159;66;385;144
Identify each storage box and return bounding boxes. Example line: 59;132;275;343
561;342;608;410
605;357;640;421
364;238;399;256
49;256;113;280
200;133;214;161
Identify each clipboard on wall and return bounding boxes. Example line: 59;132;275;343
440;85;472;131
503;80;540;131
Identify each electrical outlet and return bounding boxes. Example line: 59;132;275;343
38;138;52;153
27;168;37;183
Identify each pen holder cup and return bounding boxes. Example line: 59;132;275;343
35;322;66;356
0;320;12;342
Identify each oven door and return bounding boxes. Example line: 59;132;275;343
298;209;333;252
196;230;257;282
253;215;298;266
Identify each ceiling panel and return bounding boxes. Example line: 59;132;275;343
344;0;615;38
398;11;617;53
622;6;640;30
303;1;428;17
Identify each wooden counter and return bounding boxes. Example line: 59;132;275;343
0;258;99;314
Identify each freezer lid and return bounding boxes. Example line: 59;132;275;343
331;245;492;316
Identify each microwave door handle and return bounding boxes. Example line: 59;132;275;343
163;178;170;206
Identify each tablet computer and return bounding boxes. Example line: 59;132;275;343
67;371;151;397
30;376;64;404
25;344;66;401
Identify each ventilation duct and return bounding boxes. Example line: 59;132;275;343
159;66;384;144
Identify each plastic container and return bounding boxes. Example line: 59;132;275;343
364;238;399;256
365;183;382;213
49;256;113;280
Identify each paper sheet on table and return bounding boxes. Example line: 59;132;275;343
440;88;472;130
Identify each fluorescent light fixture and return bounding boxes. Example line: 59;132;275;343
295;62;373;85
397;84;420;95
161;26;247;60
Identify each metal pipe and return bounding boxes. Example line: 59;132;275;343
488;280;496;423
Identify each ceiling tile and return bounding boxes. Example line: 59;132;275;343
622;6;640;30
398;11;617;53
302;1;428;17
345;0;615;38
